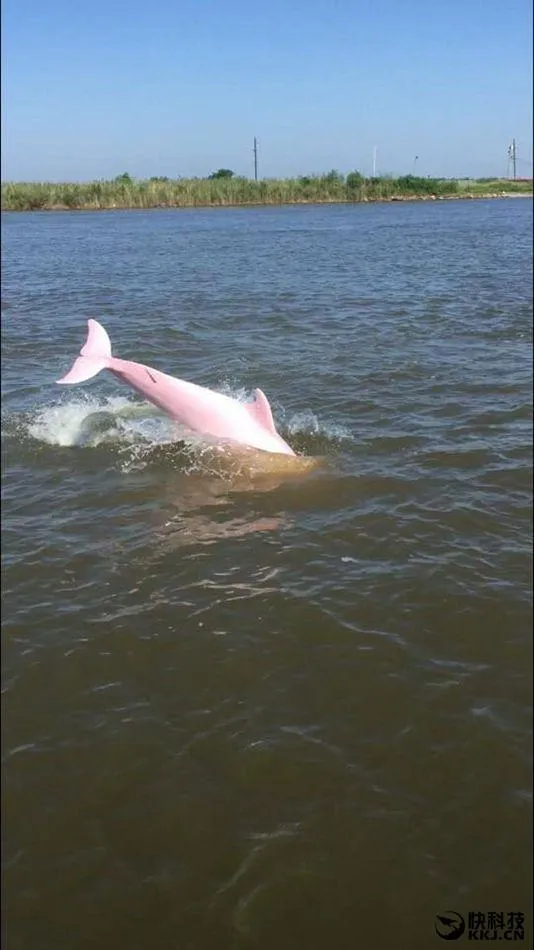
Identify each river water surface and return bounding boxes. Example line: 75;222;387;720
2;199;533;949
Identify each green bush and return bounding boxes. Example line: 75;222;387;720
346;171;364;190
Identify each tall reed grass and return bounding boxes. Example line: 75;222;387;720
1;173;531;211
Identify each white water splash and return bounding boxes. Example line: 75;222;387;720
20;387;349;471
26;394;179;448
285;409;352;443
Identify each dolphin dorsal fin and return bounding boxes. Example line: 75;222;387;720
247;388;277;434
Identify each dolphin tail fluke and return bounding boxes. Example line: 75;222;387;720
56;319;112;385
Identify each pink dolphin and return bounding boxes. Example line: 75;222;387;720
56;320;296;456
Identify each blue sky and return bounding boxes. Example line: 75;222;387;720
2;0;532;181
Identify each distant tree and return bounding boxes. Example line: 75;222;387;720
323;169;344;184
149;176;169;182
208;168;235;180
114;172;133;184
346;170;364;190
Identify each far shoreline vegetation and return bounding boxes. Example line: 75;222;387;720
1;169;532;212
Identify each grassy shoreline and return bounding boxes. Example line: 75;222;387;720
1;175;532;212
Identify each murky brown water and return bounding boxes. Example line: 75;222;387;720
2;199;532;949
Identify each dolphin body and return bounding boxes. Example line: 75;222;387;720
57;320;296;457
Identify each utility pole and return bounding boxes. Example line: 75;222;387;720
508;140;517;179
253;137;258;181
372;146;377;177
